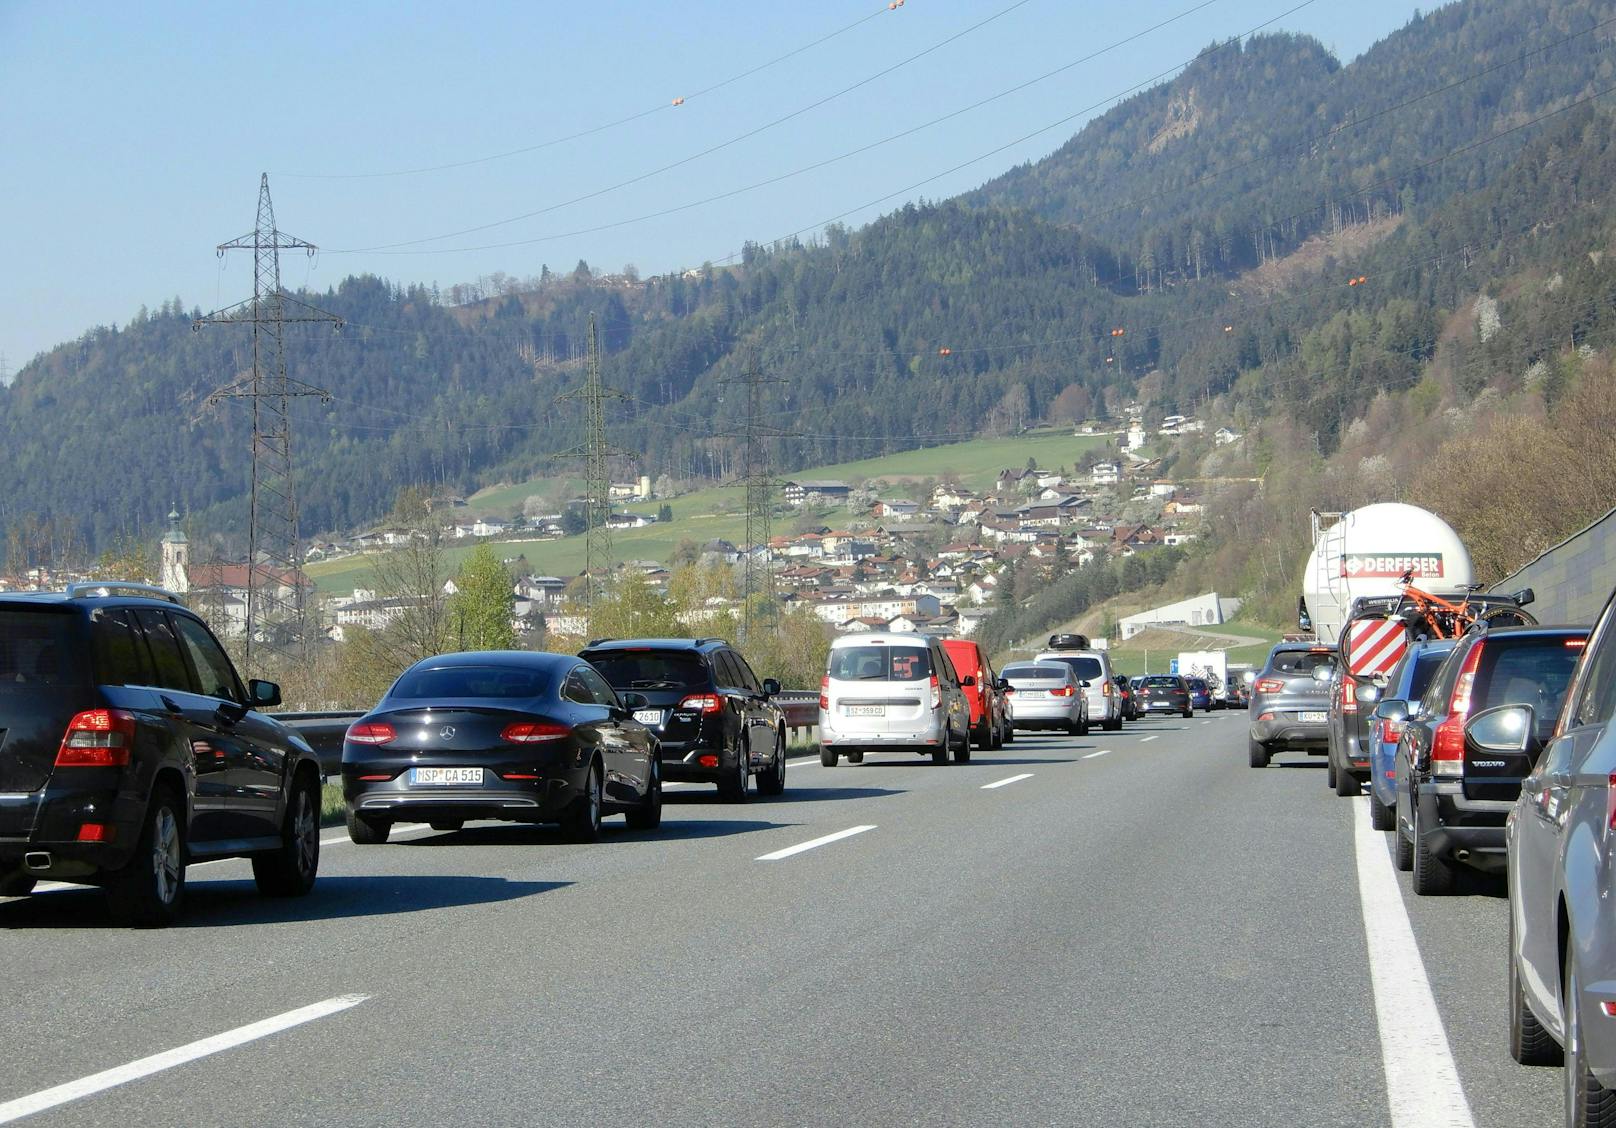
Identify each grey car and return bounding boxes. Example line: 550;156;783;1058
1248;643;1338;768
1002;663;1089;736
1505;592;1616;1124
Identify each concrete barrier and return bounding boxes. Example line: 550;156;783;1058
1491;503;1616;626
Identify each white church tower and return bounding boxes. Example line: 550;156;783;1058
159;508;190;595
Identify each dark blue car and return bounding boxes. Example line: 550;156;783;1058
1185;677;1213;712
1366;640;1456;833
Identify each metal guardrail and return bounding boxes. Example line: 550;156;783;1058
279;693;821;776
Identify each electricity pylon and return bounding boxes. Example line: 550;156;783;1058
195;174;342;676
554;315;629;633
721;351;788;641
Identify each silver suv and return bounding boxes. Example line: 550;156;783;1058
1248;643;1338;768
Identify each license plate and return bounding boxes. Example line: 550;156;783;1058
1298;711;1328;723
411;767;483;786
1150;701;1173;709
845;705;885;717
633;709;664;726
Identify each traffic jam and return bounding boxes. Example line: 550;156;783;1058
1264;501;1616;1127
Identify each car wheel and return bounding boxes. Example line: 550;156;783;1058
625;758;663;830
820;745;839;767
953;724;971;764
1335;762;1362;798
564;760;604;842
106;784;186;927
756;732;786;797
1509;910;1561;1066
0;869;36;897
848;749;864;764
1394;822;1414;871
718;741;750;803
1182;708;1192;719
346;808;391;845
1248;738;1269;769
429;820;464;833
1326;757;1338;790
252;774;321;897
1565;946;1616;1127
931;741;948;763
1410;797;1455;895
1003;723;1015;745
1368;790;1395;831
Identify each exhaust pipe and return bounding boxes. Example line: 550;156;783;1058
1454;849;1471;861
23;852;52;871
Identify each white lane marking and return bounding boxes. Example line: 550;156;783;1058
0;994;369;1125
756;825;875;862
1201;719;1213;725
981;773;1034;790
1139;736;1159;743
1352;796;1477;1128
1082;750;1110;760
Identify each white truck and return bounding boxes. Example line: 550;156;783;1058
1176;650;1228;708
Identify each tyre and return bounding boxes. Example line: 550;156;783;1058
1565;947;1616;1127
1368;790;1395;831
990;721;1004;750
1104;717;1123;732
564;760;604;842
1248;738;1269;768
847;750;864;764
973;720;992;750
820;745;839;767
625;758;663;830
346;808;391;845
1182;708;1192;719
106;784;186;927
1003;723;1015;745
1394;823;1413;871
1326;757;1338;790
718;741;750;803
931;743;948;763
1410;798;1455;895
252;774;320;897
1508;911;1561;1066
0;869;36;897
953;724;971;764
429;820;464;833
756;733;786;797
1335;762;1362;798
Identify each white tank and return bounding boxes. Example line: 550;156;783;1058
1301;503;1474;644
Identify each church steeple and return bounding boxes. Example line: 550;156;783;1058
159;506;190;593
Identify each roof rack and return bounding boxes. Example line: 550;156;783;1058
64;581;183;606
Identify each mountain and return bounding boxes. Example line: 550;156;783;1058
4;0;1614;563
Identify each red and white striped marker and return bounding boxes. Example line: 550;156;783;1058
1346;617;1410;678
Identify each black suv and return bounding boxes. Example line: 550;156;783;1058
0;583;322;925
578;638;786;802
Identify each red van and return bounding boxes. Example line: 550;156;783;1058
942;639;1006;751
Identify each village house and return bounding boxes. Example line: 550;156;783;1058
783;480;852;507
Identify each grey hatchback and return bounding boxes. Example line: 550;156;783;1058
1248;643;1338;767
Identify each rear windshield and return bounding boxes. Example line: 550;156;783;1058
829;646;931;682
1404;649;1453;702
391;664;551;700
1472;636;1584;726
1044;655;1104;680
583;651;707;691
1187;678;1208;690
1143;676;1181;688
1271;650;1337;674
0;609;78;686
1003;664;1068;680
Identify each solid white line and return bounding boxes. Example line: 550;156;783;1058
0;994;369;1125
981;773;1034;790
1139;736;1159;743
1082;750;1110;760
756;824;875;862
1352;797;1477;1128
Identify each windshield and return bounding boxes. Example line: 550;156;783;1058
583;651;707;690
828;645;932;682
1472;635;1584;728
1003;664;1068;680
1271;650;1337;674
390;664;551;700
1043;655;1104;680
1143;676;1181;688
0;610;77;687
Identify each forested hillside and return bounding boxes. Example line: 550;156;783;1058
3;0;1613;563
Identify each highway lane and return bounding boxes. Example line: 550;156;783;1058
0;712;1561;1126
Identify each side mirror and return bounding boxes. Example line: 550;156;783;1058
1373;699;1409;724
1079;680;1091;688
1465;703;1538;756
1243;670;1256;685
960;675;976;687
1001;686;1015;695
248;679;282;708
761;678;780;697
620;691;650;711
1512;587;1536;609
1298;596;1313;632
996;678;1010;691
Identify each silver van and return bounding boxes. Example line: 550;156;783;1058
1034;647;1124;731
819;633;971;765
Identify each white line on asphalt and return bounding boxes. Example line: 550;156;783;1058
981;773;1034;789
1352;797;1477;1128
1139;736;1159;743
756;825;875;861
1082;750;1110;760
1201;719;1213;725
0;994;369;1125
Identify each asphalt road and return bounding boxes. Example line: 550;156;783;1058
0;711;1562;1126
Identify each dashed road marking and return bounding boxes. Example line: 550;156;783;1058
1082;750;1110;760
981;773;1034;790
756;825;876;862
1140;736;1159;743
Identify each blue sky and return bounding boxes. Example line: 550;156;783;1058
0;0;1429;371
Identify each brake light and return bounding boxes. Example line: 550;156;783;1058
1050;685;1075;698
1432;643;1485;776
1342;679;1358;715
930;675;942;710
76;823;115;842
679;694;724;714
501;721;569;744
1568;638;1588;649
345;722;396;746
1255;679;1284;694
56;709;136;767
1379;718;1404;744
819;676;829;712
1102;680;1114;697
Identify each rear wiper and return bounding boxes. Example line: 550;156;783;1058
854;673;891;680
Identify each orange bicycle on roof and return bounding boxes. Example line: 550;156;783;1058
1390;568;1537;640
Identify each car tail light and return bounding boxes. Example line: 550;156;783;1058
501;721;569;744
56;709;137;767
1139;687;1151;697
698;754;719;768
819;676;829;712
1379;718;1404;744
680;694;724;714
1255;679;1283;694
1342;679;1358;714
76;822;115;842
346;722;396;745
1102;680;1114;697
930;675;942;710
1257;712;1275;721
1050;685;1075;698
500;772;540;780
1432;643;1485;776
